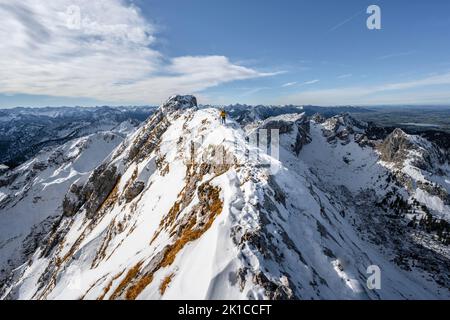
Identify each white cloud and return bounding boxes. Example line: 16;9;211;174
337;74;352;79
281;72;450;105
0;0;275;104
282;82;297;87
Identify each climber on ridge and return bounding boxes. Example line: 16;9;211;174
220;108;227;125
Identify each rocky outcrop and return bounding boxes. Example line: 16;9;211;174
311;113;325;124
126;114;169;164
126;95;197;164
62;183;85;217
84;165;121;219
354;133;373;148
293;121;311;155
252;271;295;300
322;113;367;144
62;164;120;218
124;181;145;203
378;128;414;166
161;95;198;113
378;128;445;171
259;113;311;155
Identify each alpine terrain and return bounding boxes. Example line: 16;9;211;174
0;95;449;300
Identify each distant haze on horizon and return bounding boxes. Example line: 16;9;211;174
2;101;450;111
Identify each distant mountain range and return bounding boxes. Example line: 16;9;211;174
2;103;450;170
0;106;156;168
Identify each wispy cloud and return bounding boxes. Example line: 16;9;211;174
282;82;297;87
0;0;278;105
337;74;352;79
303;79;320;85
377;51;416;60
281;72;450;105
281;79;319;88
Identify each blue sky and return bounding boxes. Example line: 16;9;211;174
1;0;450;107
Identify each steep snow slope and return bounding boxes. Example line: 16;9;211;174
0;130;132;286
1;96;449;300
295;118;449;297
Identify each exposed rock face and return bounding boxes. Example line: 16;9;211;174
253;272;295;300
126;114;169;164
378;128;445;171
322;113;367;144
124;181;145;203
62;183;85;217
84;165;121;219
311;113;325;124
259;113;311;155
293;121;311;155
378;128;414;166
161;95;198;113
126;95;197;164
62;164;121;219
354;133;373;148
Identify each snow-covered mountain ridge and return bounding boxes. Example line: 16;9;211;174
0;95;449;299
